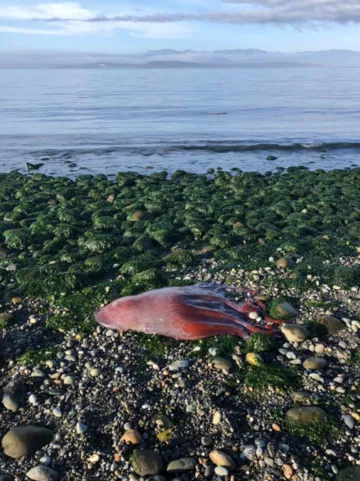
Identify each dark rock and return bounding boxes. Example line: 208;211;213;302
131;450;164;476
317;315;345;334
336;467;360;481
2;425;53;459
2;378;26;412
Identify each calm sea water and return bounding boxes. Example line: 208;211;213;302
1;67;360;176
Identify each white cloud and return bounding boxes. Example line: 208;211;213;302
0;25;69;34
0;2;193;38
0;2;93;20
2;0;360;38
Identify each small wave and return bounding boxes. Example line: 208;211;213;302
27;141;360;158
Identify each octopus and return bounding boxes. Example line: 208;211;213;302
95;283;287;340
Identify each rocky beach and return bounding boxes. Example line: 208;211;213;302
1;167;360;481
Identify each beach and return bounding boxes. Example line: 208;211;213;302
1;167;360;481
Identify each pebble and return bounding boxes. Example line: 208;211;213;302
243;446;256;461
245;352;263;366
303;357;328;370
283;464;293;479
52;408;62;418
76;422;88;434
274;302;297;320
209;450;235;469
317;315;345;334
26;466;59;481
168;360;189;372
167;458;196;473
214;467;229;476
2;378;25;412
89;454;100;464
89;368;101;377
210;357;232;372
212;411;222;425
280;325;309;343
342;415;355;429
121;429;143;444
31;368;46;378
63;376;74;385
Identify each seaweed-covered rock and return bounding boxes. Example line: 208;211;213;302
3;228;31;250
131;450;164;476
286;407;328;424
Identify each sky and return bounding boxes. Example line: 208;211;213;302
1;1;360;53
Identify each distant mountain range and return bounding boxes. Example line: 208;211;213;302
1;48;360;68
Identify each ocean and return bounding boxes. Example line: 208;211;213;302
1;67;360;177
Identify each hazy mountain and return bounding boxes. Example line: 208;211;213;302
1;48;360;68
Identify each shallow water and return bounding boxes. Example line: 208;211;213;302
1;67;360;176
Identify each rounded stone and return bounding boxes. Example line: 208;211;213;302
276;258;296;269
131;211;153;222
131;450;164;476
0;476;14;481
209;450;235;469
26;466;59;481
303;357;328;370
245;352;263;366
317;315;345;335
285;407;328;424
2;378;25;412
336;467;360;481
76;422;88;434
210;357;232;372
167;458;196;473
121;429;142;445
214;467;229;476
274;302;297;320
2;426;53;459
280;324;309;343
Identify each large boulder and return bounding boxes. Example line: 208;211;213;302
131;450;164;476
286;407;328;424
2;426;53;459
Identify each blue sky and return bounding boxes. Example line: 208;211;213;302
1;1;360;52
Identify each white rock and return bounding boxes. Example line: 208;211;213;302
29;395;38;405
214;467;229;476
26;466;59;481
76;422;88;434
31;369;46;378
168;360;189;372
63;376;74;385
212;411;222;425
52;408;62;418
342;415;355;430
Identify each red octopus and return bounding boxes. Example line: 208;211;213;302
95;284;285;340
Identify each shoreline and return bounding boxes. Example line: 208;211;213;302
1;167;360;481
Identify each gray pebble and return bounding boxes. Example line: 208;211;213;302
26;466;59;481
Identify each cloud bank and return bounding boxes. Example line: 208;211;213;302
1;1;360;38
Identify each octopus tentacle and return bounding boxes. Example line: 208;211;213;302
179;295;277;336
